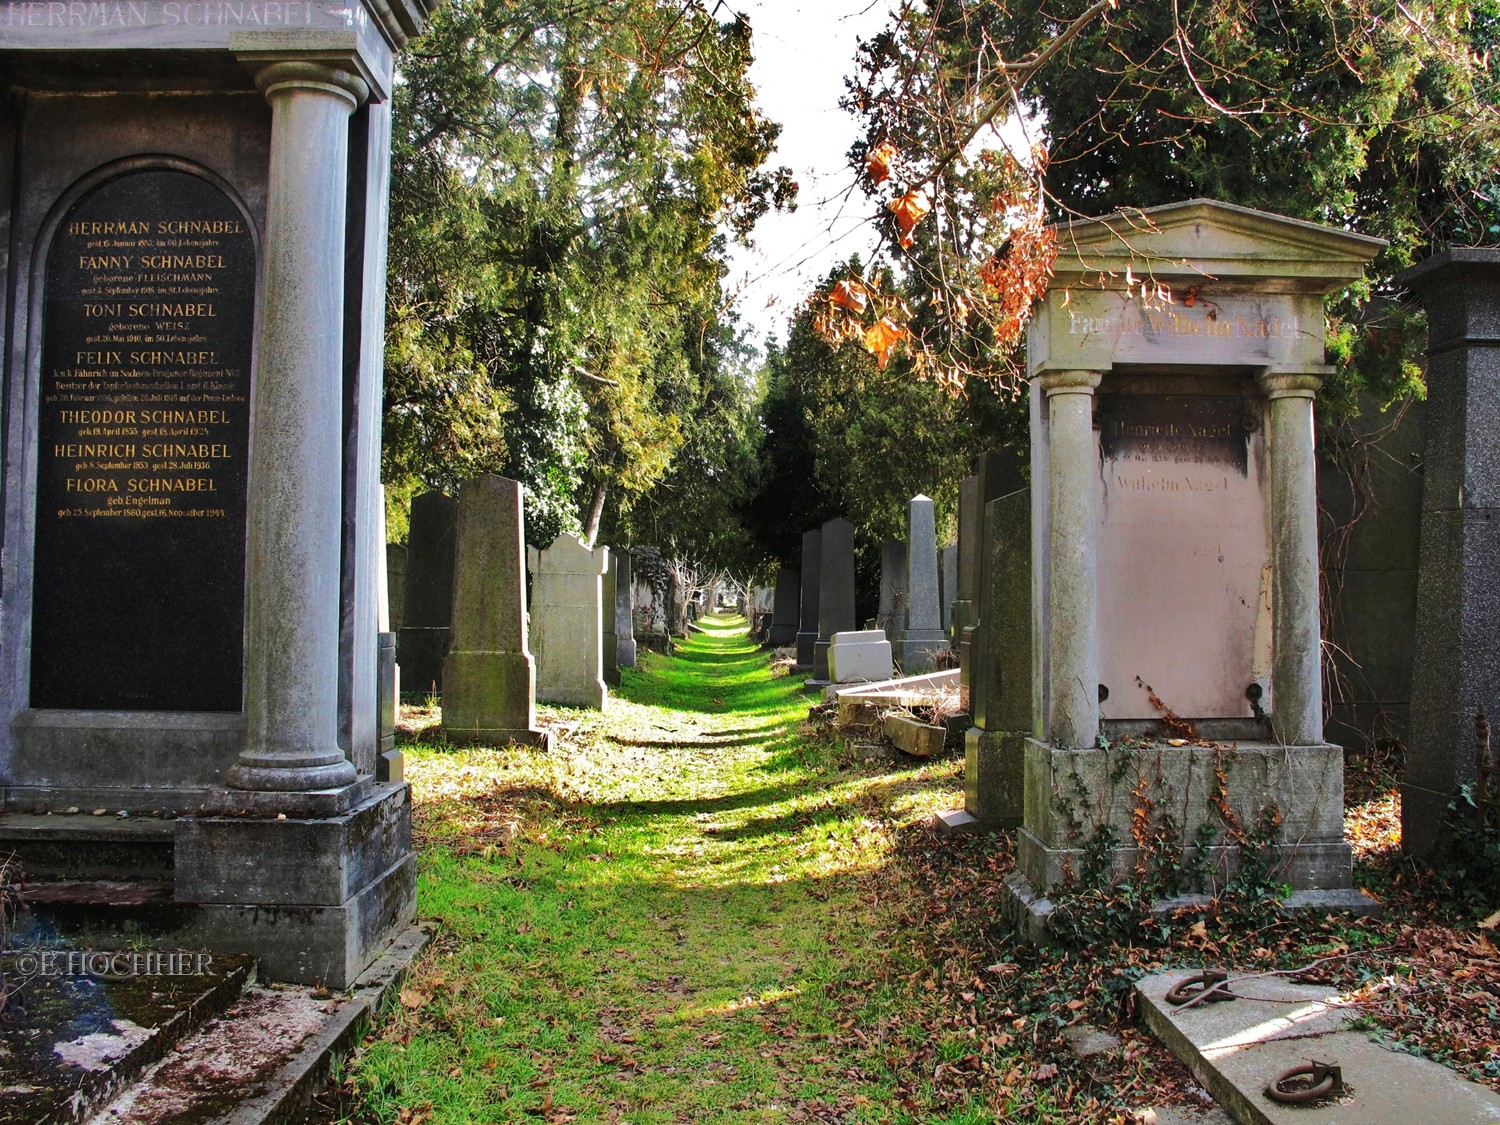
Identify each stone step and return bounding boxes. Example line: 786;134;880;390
0;813;176;881
83;923;431;1125
0;946;254;1125
1138;967;1500;1125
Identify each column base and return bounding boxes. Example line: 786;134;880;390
1013;736;1357;925
175;781;416;987
204;774;370;818
898;631;949;674
1001;869;1380;946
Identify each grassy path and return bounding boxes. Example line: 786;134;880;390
328;615;1491;1125
341;615;982;1125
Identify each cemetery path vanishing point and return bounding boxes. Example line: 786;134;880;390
336;615;1044;1125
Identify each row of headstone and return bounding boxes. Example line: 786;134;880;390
391;482;647;717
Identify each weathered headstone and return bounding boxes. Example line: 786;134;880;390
1398;249;1500;856
828;629;893;684
440;476;551;747
768;568;800;647
0;0;431;984
794;528;822;672
1004;199;1382;938
810;518;856;686
615;549;637;671
386;544;408;635
961;450;1027;710
898;496;947;673
939;543;957;636
878;538;907;637
398;490;457;695
937;490;1030;835
603;552;621;687
533;535;609;709
632;548;669;640
951;474;981;647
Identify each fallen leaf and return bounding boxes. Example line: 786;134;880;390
399;987;430;1009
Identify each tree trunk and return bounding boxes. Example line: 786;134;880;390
582;482;607;547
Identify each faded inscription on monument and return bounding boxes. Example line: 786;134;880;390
1095;394;1270;720
31;168;253;711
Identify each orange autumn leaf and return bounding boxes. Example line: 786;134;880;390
863;317;906;369
865;141;898;185
888;189;931;248
831;278;868;313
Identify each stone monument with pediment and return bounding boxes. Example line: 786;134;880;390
1004;199;1382;936
0;0;430;985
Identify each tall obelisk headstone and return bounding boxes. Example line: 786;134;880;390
898;496;947;672
441;476;551;748
533;535;609;709
810;518;855;687
1398;249;1500;856
793;529;822;672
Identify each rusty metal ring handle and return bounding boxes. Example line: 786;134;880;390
1165;970;1236;1006
1265;1060;1344;1105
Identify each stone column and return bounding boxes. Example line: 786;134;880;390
1042;370;1102;750
228;60;370;793
899;495;947;672
1259;368;1330;746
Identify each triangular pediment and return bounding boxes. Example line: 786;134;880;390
1051;198;1385;293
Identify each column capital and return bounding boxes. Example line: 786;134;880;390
1258;366;1333;400
1036;369;1103;396
237;54;373;109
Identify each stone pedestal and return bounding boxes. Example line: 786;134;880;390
1398;249;1500;856
898;495;947;673
940;544;957;635
397;490;457;695
534;535;609;709
809;518;855;687
794;529;822;672
1000;199;1382;934
441;475;551;746
828;630;893;684
175;782;416;988
768;567;800;648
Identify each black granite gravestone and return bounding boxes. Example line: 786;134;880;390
31;168;253;712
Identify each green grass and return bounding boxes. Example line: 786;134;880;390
339;614;987;1124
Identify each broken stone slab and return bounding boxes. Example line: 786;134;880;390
884;713;946;758
824;667;960;705
1137;968;1500;1125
